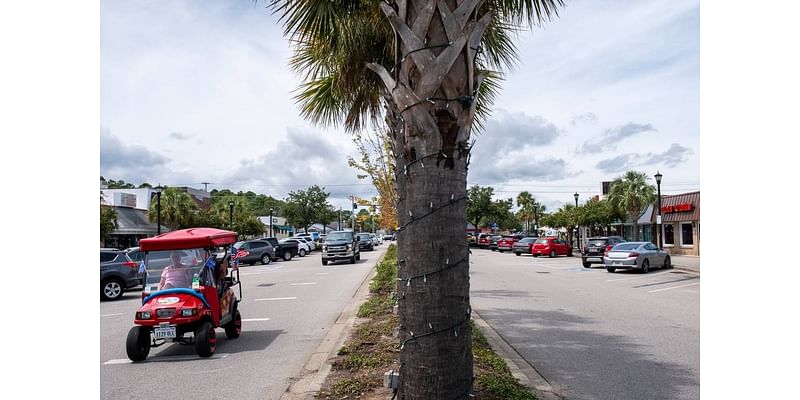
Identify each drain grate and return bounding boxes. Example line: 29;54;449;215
536;271;550;274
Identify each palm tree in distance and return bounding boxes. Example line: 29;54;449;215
516;191;533;233
607;171;657;241
148;188;197;230
269;0;565;397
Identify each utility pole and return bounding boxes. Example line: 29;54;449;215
201;182;211;192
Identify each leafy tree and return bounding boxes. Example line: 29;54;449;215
100;206;118;242
348;130;398;231
578;198;622;236
271;0;565;396
491;198;521;231
467;185;495;229
148;187;197;230
282;185;332;233
607;171;657;241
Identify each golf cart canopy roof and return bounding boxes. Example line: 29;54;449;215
138;228;239;251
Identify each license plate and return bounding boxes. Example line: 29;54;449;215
613;261;621;266
153;326;176;339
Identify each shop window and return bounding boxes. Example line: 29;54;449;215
664;224;674;246
681;223;694;246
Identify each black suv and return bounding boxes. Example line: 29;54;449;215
233;240;276;265
357;233;374;251
100;249;140;301
321;230;360;265
581;236;626;268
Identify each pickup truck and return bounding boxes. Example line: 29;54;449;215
262;237;298;261
321;230;360;265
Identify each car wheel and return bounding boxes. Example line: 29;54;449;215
283;252;293;261
583;262;591;268
101;278;124;301
322;259;328;266
567;249;573;257
515;252;521;256
350;256;356;264
224;309;242;339
533;254;539;258
663;256;672;269
126;326;151;362
261;254;271;265
606;267;616;273
299;249;307;257
356;253;361;261
641;259;650;273
550;250;556;258
195;320;216;357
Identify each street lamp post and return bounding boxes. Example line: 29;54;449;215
228;201;235;229
269;208;274;237
655;171;663;248
574;192;580;250
155;185;164;235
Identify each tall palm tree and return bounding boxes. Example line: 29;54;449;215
607;171;657;241
148;188;197;230
270;0;564;397
516;191;533;232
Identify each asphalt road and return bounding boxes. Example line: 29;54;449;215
470;249;700;400
100;245;386;400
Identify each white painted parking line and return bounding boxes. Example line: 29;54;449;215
607;271;672;282
315;272;329;275
648;282;700;293
100;313;123;318
104;353;231;365
254;297;297;301
242;318;271;322
290;282;317;286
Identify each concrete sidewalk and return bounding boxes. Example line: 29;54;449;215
671;254;699;274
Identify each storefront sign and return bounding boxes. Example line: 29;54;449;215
661;202;693;213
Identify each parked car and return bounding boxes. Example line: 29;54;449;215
101;249;140;301
370;234;381;246
531;237;573;257
291;237;316;253
321;230;361;265
497;235;525;252
512;237;538;256
319;234;327;243
382;234;394;241
581;236;626;268
295;233;319;250
603;241;671;273
232;240;276;265
467;233;477;247
357;233;374;251
477;233;493;249
488;235;503;251
262;237;298;261
283;238;310;257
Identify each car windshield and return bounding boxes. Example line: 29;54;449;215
612;243;641;251
519;238;535;243
326;232;353;241
358;234;371;240
588;239;607;246
142;247;210;294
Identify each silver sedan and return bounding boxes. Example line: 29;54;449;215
603;241;672;273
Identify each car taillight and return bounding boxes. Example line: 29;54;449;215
629;252;640;258
123;261;137;269
605;245;613;252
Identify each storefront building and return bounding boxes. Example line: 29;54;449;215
657;191;700;256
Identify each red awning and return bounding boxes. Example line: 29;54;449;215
139;228;238;251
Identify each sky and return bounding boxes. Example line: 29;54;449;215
100;0;699;212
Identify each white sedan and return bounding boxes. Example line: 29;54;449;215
281;238;311;257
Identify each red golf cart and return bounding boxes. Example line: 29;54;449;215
126;228;242;361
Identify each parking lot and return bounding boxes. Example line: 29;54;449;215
470;247;700;400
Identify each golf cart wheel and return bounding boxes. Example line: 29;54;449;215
583;262;591;268
322;259;328;266
299;249;306;257
283;252;293;261
195;321;216;357
126;326;151;362
224;310;242;339
261;254;271;265
101;278;124;301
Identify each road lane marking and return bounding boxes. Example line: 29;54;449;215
607;271;672;282
100;313;123;318
254;297;297;301
649;282;701;293
242;318;271;322
291;282;317;286
104;353;231;365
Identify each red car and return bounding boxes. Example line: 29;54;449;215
126;228;243;361
531;237;573;257
477;233;493;249
496;235;523;252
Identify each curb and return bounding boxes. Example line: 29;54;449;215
471;310;565;400
280;248;387;400
672;265;700;275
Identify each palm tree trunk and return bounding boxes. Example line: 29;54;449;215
369;1;492;397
